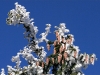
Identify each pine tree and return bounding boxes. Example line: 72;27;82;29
1;2;97;75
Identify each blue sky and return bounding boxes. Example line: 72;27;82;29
0;0;100;75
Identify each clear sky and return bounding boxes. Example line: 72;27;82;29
0;0;100;75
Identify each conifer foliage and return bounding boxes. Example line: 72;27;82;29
1;2;97;75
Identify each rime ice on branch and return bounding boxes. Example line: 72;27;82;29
2;2;97;75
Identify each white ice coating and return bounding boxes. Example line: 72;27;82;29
0;69;5;75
